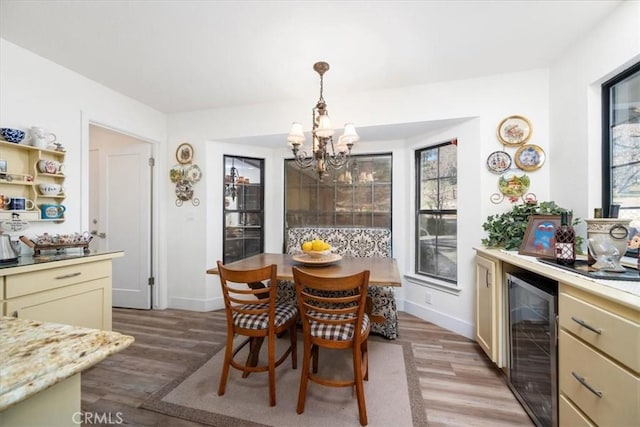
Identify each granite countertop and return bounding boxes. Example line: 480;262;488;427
0;316;134;411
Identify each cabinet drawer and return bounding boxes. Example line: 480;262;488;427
5;260;111;298
5;278;109;330
559;330;639;427
559;395;595;427
559;291;639;372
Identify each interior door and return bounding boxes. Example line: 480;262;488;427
89;125;152;309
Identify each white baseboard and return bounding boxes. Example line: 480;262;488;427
402;300;475;340
167;296;223;312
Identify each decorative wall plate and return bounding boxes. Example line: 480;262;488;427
497;115;532;146
176;143;194;164
486;151;512;174
185;164;202;183
514;144;545;171
175;179;194;200
498;173;530;197
169;165;184;183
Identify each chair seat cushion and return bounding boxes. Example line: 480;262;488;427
308;312;370;341
233;302;297;330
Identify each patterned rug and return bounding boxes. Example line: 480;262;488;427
142;334;426;426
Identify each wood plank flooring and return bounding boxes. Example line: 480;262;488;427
81;309;533;426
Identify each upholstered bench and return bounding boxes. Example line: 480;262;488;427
278;227;399;339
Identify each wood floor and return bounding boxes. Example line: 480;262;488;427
81;309;533;426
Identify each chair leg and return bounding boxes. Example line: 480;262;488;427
312;344;319;374
218;332;234;396
362;339;369;381
268;332;276;406
297;338;311;414
290;322;298;369
353;345;368;426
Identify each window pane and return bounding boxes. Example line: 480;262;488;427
416;141;457;282
417;213;457;281
285;154;392;230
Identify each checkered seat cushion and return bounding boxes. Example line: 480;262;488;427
307;311;370;341
232;302;297;330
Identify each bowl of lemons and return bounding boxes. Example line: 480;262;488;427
301;239;332;258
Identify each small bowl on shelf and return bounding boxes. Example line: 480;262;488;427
39;183;62;195
0;128;26;143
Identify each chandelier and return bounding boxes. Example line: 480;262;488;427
287;61;359;181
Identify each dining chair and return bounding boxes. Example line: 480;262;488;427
216;261;298;407
292;267;371;426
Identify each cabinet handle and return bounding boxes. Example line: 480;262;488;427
55;272;82;280
485;269;490;287
571;371;603;398
571;316;602;335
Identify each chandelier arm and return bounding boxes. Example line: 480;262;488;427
293;151;316;169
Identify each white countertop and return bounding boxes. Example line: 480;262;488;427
475;247;640;311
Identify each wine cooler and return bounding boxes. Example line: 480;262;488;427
506;272;558;427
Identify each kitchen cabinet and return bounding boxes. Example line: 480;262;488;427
0;252;122;330
223;155;264;264
475;254;504;367
0;140;66;222
473;247;639;427
558;284;639;427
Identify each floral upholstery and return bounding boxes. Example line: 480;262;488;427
278;227;398;339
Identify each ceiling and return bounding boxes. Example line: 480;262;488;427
0;0;623;143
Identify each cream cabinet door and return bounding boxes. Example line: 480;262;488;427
475;254;503;366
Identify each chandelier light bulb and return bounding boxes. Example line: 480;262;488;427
315;115;334;138
287;122;305;147
341;123;359;144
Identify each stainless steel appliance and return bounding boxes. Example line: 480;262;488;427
506;272;558;427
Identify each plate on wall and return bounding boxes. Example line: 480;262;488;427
486;150;512;174
292;253;342;267
514;144;545;171
497;115;532;146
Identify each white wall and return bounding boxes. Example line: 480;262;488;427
0;38;168;304
550;0;640;234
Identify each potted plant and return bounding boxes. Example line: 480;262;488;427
482;200;583;252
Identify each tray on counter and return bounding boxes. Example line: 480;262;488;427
537;258;640;282
20;236;91;256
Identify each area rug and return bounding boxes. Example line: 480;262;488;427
142;334;426;426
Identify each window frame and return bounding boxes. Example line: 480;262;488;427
601;61;640;217
414;140;458;283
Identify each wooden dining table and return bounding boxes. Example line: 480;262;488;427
206;252;402;286
207;253;402;374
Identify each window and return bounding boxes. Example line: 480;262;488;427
415;141;457;282
223;155;264;263
602;62;640;250
284;154;392;229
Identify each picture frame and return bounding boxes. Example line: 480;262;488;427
497;115;532;146
519;214;565;258
514;144;545;171
176;143;194;164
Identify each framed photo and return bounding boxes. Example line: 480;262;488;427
497;115;532;146
176;143;194;164
519;214;566;258
514;144;545;171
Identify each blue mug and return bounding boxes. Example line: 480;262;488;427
8;197;35;211
40;204;66;219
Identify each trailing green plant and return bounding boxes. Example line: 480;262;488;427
482;200;583;252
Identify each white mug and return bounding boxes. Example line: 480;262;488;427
31;126;57;149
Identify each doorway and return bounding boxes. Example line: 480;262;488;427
89;124;153;309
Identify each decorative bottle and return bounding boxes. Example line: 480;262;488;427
555;211;576;265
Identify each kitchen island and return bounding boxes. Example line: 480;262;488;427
0;316;134;427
